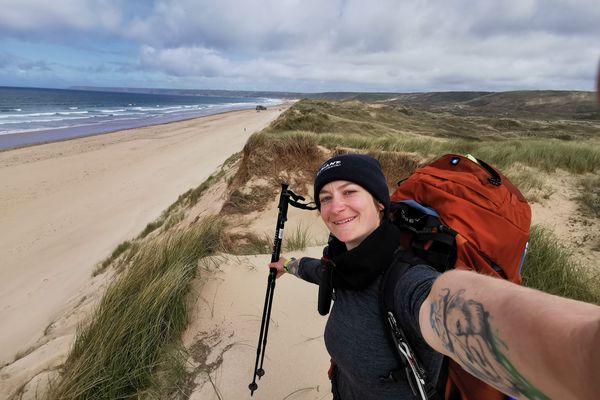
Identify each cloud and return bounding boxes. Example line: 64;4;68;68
0;52;52;72
0;0;123;36
139;46;230;77
0;0;598;91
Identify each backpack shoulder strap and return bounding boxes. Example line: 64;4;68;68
381;256;412;312
379;254;441;400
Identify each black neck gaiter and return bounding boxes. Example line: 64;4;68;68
327;221;402;290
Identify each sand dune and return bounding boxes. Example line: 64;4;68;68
185;249;331;400
0;107;286;366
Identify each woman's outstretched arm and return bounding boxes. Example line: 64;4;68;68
419;269;600;400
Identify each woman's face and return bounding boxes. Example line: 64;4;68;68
319;180;384;250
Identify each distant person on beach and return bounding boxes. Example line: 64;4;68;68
269;153;600;400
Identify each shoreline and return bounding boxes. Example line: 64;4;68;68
0;103;283;151
0;105;287;366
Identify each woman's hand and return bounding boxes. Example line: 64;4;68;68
268;257;287;279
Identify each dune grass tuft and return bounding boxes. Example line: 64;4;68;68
522;225;600;304
503;165;553;203
224;231;273;255
223;224;311;255
577;175;600;218
94;240;135;276
284;224;311;252
51;216;224;399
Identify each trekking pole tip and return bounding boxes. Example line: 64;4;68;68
249;382;258;395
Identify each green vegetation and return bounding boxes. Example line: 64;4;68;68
522;225;600;304
577;175;600;218
263;100;600;175
139;220;165;239
94;240;134;276
283;224;311;252
222;224;311;256
221;186;274;214
224;231;272;255
310;90;600;121
503;165;553;203
51;216;224;399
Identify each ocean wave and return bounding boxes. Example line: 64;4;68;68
0;96;280;140
0;115;95;125
0;121;100;135
205;102;253;109
130;107;161;112
0;110;91;119
12;112;55;117
56;111;89;115
98;109;127;113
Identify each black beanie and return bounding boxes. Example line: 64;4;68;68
313;154;390;211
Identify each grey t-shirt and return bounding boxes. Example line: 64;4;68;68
297;257;443;400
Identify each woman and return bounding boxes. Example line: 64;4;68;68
270;153;444;399
270;153;600;400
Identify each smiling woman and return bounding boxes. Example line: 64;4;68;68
313;154;389;250
317;181;383;249
271;153;444;400
268;152;600;400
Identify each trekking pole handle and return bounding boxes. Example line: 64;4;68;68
271;183;290;263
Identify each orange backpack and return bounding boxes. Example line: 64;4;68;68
386;154;531;400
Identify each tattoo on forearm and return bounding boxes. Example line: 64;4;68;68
429;288;550;400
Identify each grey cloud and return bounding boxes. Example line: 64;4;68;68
138;46;231;77
465;0;600;37
1;0;598;91
0;51;52;72
0;0;131;47
17;60;51;71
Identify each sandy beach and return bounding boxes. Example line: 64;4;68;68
184;249;332;400
0;106;286;366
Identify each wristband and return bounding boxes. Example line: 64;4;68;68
283;257;296;273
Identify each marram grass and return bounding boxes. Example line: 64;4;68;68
51;216;223;399
522;225;600;305
269;100;600;174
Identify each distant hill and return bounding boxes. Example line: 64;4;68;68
70;86;306;99
311;90;599;120
71;87;599;120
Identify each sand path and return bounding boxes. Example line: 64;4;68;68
0;107;284;364
185;249;331;400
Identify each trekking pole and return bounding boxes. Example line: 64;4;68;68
249;183;316;396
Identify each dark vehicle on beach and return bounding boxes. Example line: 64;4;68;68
256;105;267;111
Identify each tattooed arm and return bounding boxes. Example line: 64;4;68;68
419;269;600;400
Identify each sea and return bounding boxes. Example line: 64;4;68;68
0;86;283;149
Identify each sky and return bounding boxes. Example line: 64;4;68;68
0;0;598;93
